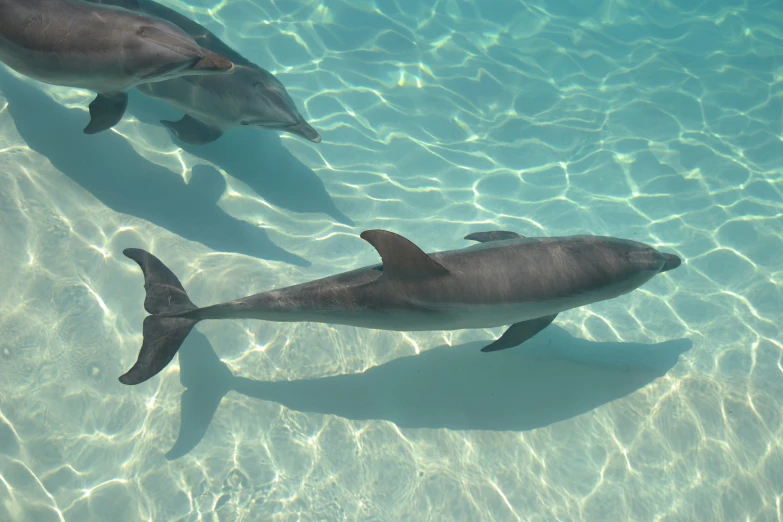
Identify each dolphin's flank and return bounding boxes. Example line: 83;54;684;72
0;0;235;134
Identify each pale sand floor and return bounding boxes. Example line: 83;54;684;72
0;0;782;520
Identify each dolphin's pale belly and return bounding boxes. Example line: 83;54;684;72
229;289;602;332
2;67;134;92
0;45;116;89
305;300;570;331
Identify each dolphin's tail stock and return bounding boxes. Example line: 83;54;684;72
120;248;201;385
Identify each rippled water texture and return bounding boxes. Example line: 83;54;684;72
0;0;782;520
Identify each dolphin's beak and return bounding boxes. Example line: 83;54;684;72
286;122;322;143
660;253;682;272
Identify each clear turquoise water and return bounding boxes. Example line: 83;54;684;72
0;0;781;520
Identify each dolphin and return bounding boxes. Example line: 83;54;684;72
137;66;322;144
0;0;235;134
118;229;682;385
87;0;321;143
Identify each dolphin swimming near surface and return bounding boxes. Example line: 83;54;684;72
0;0;235;134
118;229;682;385
87;0;322;143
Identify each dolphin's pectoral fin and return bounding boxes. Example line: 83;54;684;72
481;314;558;352
464;231;523;243
360;230;449;279
161;115;224;145
83;92;128;134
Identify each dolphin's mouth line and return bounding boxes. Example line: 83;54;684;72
245;120;296;128
243;121;321;142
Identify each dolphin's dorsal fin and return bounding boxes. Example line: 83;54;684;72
464;231;523;243
360;230;449;279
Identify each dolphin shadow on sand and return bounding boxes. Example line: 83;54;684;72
0;65;308;266
127;91;354;226
165;326;692;460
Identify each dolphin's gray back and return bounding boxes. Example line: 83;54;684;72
422;236;645;303
355;236;654;315
0;0;124;58
110;0;255;67
0;0;208;91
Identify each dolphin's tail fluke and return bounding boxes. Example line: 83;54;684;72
120;248;201;385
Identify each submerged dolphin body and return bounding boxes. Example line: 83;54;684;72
0;0;235;134
119;229;682;385
88;0;321;143
137;65;322;144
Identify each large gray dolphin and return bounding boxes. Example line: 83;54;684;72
0;0;235;134
88;0;321;143
118;229;682;385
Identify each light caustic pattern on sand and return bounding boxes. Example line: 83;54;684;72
0;0;782;520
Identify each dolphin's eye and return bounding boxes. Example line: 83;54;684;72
240;121;250;126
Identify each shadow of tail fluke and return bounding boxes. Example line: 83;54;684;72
166;330;235;460
120;248;202;385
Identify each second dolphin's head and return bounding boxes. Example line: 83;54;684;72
232;66;321;143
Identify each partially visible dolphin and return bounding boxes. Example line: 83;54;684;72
0;0;235;134
137;66;322;144
88;0;321;143
118;229;682;385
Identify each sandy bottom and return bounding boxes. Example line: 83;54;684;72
0;0;782;520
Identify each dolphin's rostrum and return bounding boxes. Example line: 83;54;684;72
119;229;682;385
